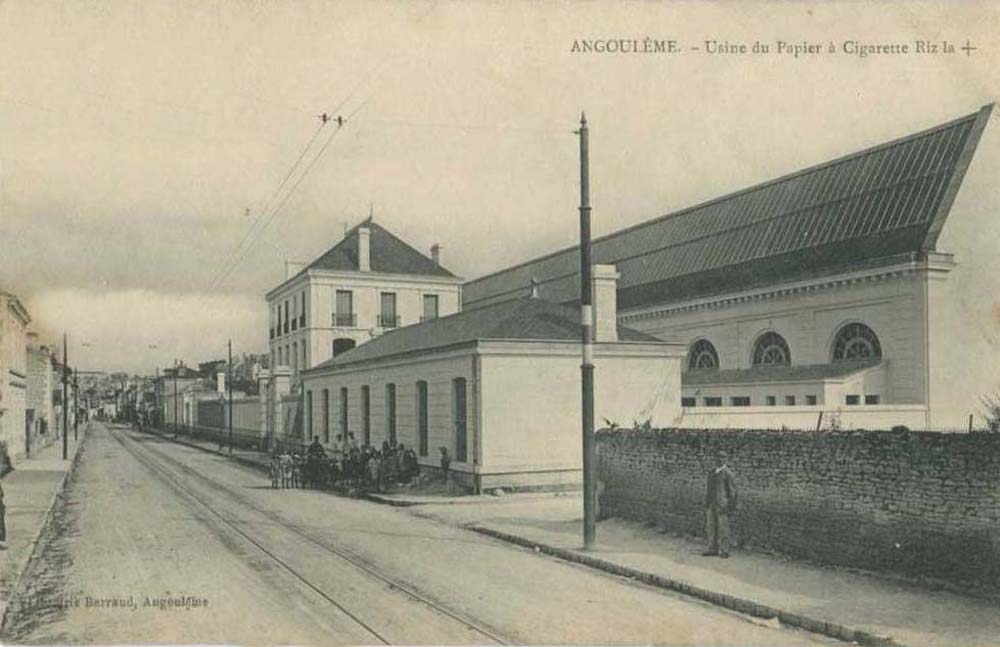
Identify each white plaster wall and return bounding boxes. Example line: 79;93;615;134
625;272;929;407
677;405;928;431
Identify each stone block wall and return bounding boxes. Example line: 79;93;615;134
597;427;1000;589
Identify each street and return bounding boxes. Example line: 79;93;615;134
4;423;832;645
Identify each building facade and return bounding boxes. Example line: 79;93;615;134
301;266;685;491
0;291;31;465
266;219;463;379
26;332;56;455
461;105;996;430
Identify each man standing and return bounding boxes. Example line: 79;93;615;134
0;480;6;550
703;451;737;558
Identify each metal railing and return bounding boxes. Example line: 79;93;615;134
332;313;357;327
379;314;400;328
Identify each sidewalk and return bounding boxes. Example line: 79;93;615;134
387;492;1000;647
0;427;86;630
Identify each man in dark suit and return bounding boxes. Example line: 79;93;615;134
703;451;737;558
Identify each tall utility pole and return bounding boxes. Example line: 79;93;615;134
227;340;233;453
62;333;68;461
73;368;79;441
578;112;596;550
173;360;179;435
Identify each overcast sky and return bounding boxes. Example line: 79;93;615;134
1;1;998;374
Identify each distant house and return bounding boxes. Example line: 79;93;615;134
300;265;685;491
26;332;56;454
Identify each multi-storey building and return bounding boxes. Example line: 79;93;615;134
26;332;56;454
266;219;463;379
0;290;31;464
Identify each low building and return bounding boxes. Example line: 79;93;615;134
300;265;685;491
0;291;30;465
266;218;463;380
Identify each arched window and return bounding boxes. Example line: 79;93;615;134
752;332;791;367
687;339;719;370
832;323;882;362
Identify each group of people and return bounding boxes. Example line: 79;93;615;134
269;433;421;492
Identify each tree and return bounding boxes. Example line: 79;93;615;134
980;392;1000;432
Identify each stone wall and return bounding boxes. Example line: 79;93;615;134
597;427;1000;589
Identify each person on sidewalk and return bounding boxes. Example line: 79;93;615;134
703;451;737;558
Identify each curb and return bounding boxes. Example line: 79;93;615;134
0;427;90;634
363;493;420;507
468;525;904;647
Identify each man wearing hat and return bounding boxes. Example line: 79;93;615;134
703;451;737;558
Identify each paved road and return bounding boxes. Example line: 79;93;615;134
6;423;834;645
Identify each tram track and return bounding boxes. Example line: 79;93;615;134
107;425;511;645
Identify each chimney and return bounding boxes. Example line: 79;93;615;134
357;226;371;272
591;264;619;342
529;277;540;298
430;243;441;266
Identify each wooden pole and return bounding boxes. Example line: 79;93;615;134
62;333;68;460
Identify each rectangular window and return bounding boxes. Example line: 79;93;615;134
300;291;306;328
340;387;349;437
806;395;818;406
361;385;371;446
386;383;397;444
703;397;723;407
846;395;861;406
766;396;777;406
785;395;796;406
730;396;751;407
306;390;313;439
681;397;696;407
417;380;428;456
865;394;881;405
422;294;439;322
322;389;330;443
302;343;307;369
292;342;298;372
453;378;467;462
291;296;298;331
284;299;289;334
335;290;355;327
380;292;398;328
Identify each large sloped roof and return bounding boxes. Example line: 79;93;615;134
305;297;660;370
462;105;993;311
286;220;457;286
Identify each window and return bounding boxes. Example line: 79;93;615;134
832;323;882;362
687;339;719;370
785;395;796;406
380;292;398;328
386;383;397;444
846;395;860;406
703;397;723;407
322;389;330;443
752;332;791;367
299;291;306;328
681;397;696;407
340;387;349;437
806;395;817;405
302;343;307;369
283;299;289;334
416;380;429;456
731;396;751;407
335;290;355;327
422;294;439;322
453;378;467;462
361;385;371;446
291;296;298;331
332;338;356;357
865;394;880;405
766;396;777;406
292;342;298;372
306;390;313;439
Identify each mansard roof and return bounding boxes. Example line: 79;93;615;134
305;297;660;371
462;105;993;311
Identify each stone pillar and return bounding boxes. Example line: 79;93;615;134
258;369;270;449
271;366;293;445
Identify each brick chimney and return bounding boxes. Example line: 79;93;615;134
529;277;540;298
591;264;619;342
357;226;371;272
430;243;441;265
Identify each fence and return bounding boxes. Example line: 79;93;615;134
597;426;1000;590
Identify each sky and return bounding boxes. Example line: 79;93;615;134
1;0;998;374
